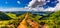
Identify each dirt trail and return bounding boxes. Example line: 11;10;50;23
27;19;39;28
17;13;49;28
17;13;40;28
17;13;29;28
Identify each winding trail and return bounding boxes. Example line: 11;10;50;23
17;13;40;28
17;13;29;28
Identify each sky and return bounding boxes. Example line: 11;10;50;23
0;0;31;8
0;0;60;12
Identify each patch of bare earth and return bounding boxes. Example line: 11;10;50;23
27;19;40;28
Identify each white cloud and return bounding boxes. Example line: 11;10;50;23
28;0;46;8
46;0;50;2
44;0;60;11
44;7;55;11
0;0;60;12
17;1;21;4
27;0;60;12
0;7;31;12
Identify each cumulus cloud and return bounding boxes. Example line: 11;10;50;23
28;0;46;8
44;0;60;11
0;0;60;12
27;0;60;12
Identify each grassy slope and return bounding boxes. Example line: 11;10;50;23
0;11;60;28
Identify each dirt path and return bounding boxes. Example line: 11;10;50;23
17;13;40;28
17;13;29;28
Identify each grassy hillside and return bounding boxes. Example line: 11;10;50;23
0;11;60;28
0;12;12;20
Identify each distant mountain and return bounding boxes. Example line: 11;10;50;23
4;11;52;15
0;11;52;20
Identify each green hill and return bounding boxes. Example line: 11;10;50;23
0;10;60;28
0;12;12;20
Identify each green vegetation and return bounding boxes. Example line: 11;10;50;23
39;11;60;28
0;10;60;28
0;12;11;20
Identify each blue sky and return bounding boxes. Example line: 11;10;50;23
0;0;31;8
0;0;58;8
0;0;60;11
